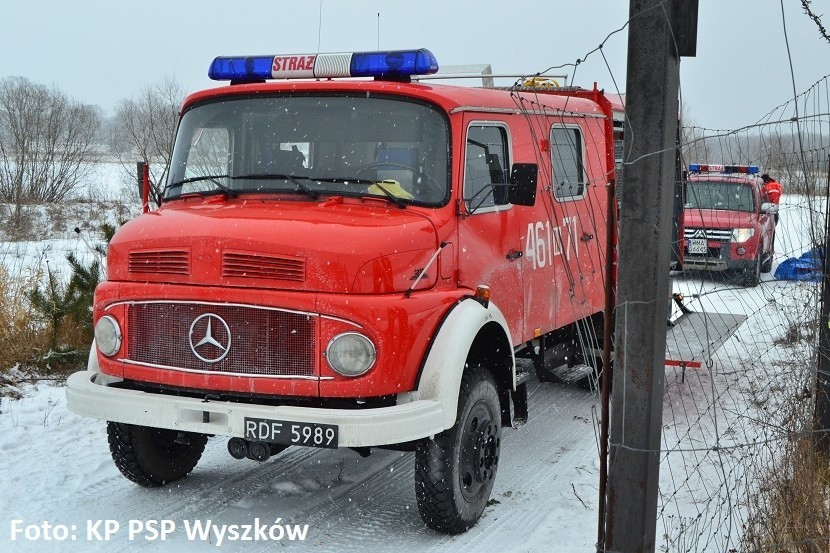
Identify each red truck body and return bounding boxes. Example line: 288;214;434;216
68;49;617;532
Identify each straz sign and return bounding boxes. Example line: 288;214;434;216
271;55;317;78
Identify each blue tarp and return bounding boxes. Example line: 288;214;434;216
774;247;824;282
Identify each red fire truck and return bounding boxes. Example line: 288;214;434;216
682;164;777;287
67;49;616;533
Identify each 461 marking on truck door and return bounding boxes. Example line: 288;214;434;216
525;217;578;269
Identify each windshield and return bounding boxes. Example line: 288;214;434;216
165;94;450;206
686;180;756;213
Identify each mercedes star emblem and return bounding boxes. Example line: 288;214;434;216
189;313;232;363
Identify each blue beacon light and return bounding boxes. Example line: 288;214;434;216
688;164;759;174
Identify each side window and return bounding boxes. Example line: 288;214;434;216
550;126;585;199
465;124;509;211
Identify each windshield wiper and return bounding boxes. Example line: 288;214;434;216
232;173;319;200
168;174;238;198
308;176;376;185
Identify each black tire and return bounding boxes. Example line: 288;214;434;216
415;366;501;534
107;422;208;487
741;253;761;287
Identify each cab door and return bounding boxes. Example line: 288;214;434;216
521;120;608;334
456;118;525;337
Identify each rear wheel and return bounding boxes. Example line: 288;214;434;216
415;366;501;533
107;422;208;487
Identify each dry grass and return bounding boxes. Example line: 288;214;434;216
0;264;49;370
0;262;90;389
744;401;830;553
743;434;830;553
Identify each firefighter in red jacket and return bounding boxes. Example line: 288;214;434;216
761;173;782;223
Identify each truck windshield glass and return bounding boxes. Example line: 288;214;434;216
165;95;449;206
686;181;756;213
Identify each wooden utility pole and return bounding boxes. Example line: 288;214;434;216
601;1;697;551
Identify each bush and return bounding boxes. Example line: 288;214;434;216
28;252;100;373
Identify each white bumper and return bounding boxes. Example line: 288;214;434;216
66;371;446;447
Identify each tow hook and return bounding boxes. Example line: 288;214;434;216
227;438;286;462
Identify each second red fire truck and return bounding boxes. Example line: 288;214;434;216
682;163;777;287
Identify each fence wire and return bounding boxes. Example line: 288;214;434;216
636;75;830;553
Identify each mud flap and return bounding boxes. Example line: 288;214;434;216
510;380;528;428
509;358;531;427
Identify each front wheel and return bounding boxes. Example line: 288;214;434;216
741;253;761;287
761;250;773;273
415;366;501;534
107;422;208;487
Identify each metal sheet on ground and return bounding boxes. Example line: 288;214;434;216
666;311;748;363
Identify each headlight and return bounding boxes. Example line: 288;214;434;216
326;332;376;377
731;228;755;243
95;315;122;357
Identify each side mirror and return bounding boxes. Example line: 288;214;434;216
761;202;778;214
136;161;150;213
508;163;538;206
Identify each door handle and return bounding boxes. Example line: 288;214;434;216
506;250;523;261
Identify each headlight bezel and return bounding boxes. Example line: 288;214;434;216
325;332;377;377
95;315;122;357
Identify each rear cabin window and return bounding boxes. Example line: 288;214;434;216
550;126;585;199
464;124;510;211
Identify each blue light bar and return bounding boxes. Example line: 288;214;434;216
208;56;276;81
351;49;438;78
208;49;439;81
688;163;759;174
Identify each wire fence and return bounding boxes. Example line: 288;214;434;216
526;2;830;550
641;74;830;553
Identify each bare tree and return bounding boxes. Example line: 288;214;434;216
109;77;183;202
0;77;102;224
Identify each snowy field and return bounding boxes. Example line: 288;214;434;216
0;188;821;552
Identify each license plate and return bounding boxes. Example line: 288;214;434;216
687;238;707;254
244;417;338;449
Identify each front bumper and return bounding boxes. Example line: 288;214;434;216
683;244;756;272
67;370;446;447
682;256;755;272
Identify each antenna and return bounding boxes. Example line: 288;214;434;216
377;12;380;49
317;0;323;53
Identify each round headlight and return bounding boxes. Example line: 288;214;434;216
326;332;376;377
95;315;122;357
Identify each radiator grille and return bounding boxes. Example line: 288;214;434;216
126;302;316;377
222;251;305;282
129;250;190;275
684;227;732;241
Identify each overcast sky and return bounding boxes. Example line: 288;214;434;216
0;0;827;130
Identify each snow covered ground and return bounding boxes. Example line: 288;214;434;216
0;190;821;552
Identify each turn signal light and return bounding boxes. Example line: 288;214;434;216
473;285;491;308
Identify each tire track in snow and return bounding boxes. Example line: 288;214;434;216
189;379;601;553
7;379;599;553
